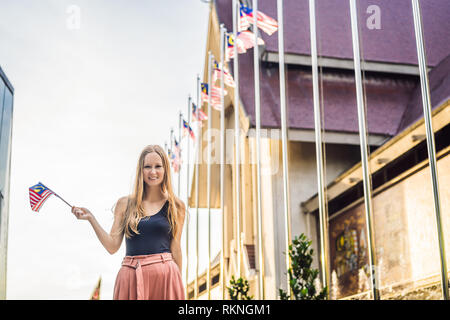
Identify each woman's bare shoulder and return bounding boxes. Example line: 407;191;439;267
114;196;131;215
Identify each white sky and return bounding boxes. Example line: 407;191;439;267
0;0;222;299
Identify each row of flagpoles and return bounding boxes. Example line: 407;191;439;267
163;0;280;300
28;0;447;300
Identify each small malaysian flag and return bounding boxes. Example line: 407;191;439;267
201;83;226;110
29;182;54;212
212;60;235;88
239;4;278;36
211;85;227;101
225;33;246;61
174;138;181;157
239;4;252;31
201;83;210;105
90;277;102;300
183;119;195;141
237;30;265;50
192;103;208;122
168;149;180;173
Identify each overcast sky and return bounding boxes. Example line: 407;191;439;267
0;0;222;299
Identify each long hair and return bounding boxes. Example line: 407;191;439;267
120;145;180;239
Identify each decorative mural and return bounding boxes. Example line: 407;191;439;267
329;204;369;299
329;152;450;299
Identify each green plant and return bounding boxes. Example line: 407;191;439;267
227;275;253;300
279;233;328;300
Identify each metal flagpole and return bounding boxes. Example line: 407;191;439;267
252;0;265;300
170;128;174;183
277;0;293;297
232;0;242;279
309;0;330;298
178;112;183;197
411;0;448;300
195;74;201;300
170;128;174;155
39;182;72;208
185;95;192;299
207;51;213;300
219;23;227;300
349;0;380;300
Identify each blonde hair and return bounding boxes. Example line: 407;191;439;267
119;145;180;239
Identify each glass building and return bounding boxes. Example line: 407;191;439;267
0;66;14;300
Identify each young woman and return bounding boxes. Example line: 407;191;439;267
71;145;186;300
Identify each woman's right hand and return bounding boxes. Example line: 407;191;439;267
71;206;94;222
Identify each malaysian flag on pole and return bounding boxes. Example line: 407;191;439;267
237;30;265;50
183;119;195;141
212;60;236;88
225;32;264;62
90;277;102;300
168;149;181;173
201;83;227;107
239;4;278;36
201;83;210;105
174;137;181;157
192;102;208;122
29;182;54;212
210;85;227;105
239;4;252;31
225;33;246;61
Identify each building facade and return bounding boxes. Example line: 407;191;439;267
188;0;450;300
0;66;14;300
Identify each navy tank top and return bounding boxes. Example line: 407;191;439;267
125;200;172;256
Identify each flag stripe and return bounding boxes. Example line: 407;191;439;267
32;193;52;212
29;189;51;204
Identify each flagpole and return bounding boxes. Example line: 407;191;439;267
170;127;175;176
276;0;293;298
349;0;380;300
185;95;192;299
252;0;266;300
412;0;448;300
195;74;201;300
178;112;183;197
232;0;242;280
170;128;174;154
207;51;213;300
39;182;72;208
219;23;226;300
309;0;330;298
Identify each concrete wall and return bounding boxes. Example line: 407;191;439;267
265;140;362;297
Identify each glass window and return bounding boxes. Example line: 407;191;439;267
0;87;13;193
0;79;4;137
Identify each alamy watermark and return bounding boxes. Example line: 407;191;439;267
366;5;381;30
66;5;81;30
186;128;280;176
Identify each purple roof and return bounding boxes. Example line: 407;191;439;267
215;0;450;136
397;54;450;134
237;51;416;135
216;0;450;66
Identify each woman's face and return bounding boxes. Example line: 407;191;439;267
143;152;165;187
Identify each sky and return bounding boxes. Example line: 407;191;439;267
0;0;222;299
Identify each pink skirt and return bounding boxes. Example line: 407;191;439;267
113;252;185;300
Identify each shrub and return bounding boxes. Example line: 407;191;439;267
227;275;254;300
279;233;328;300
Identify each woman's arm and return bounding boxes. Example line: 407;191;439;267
170;200;186;272
72;196;128;255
